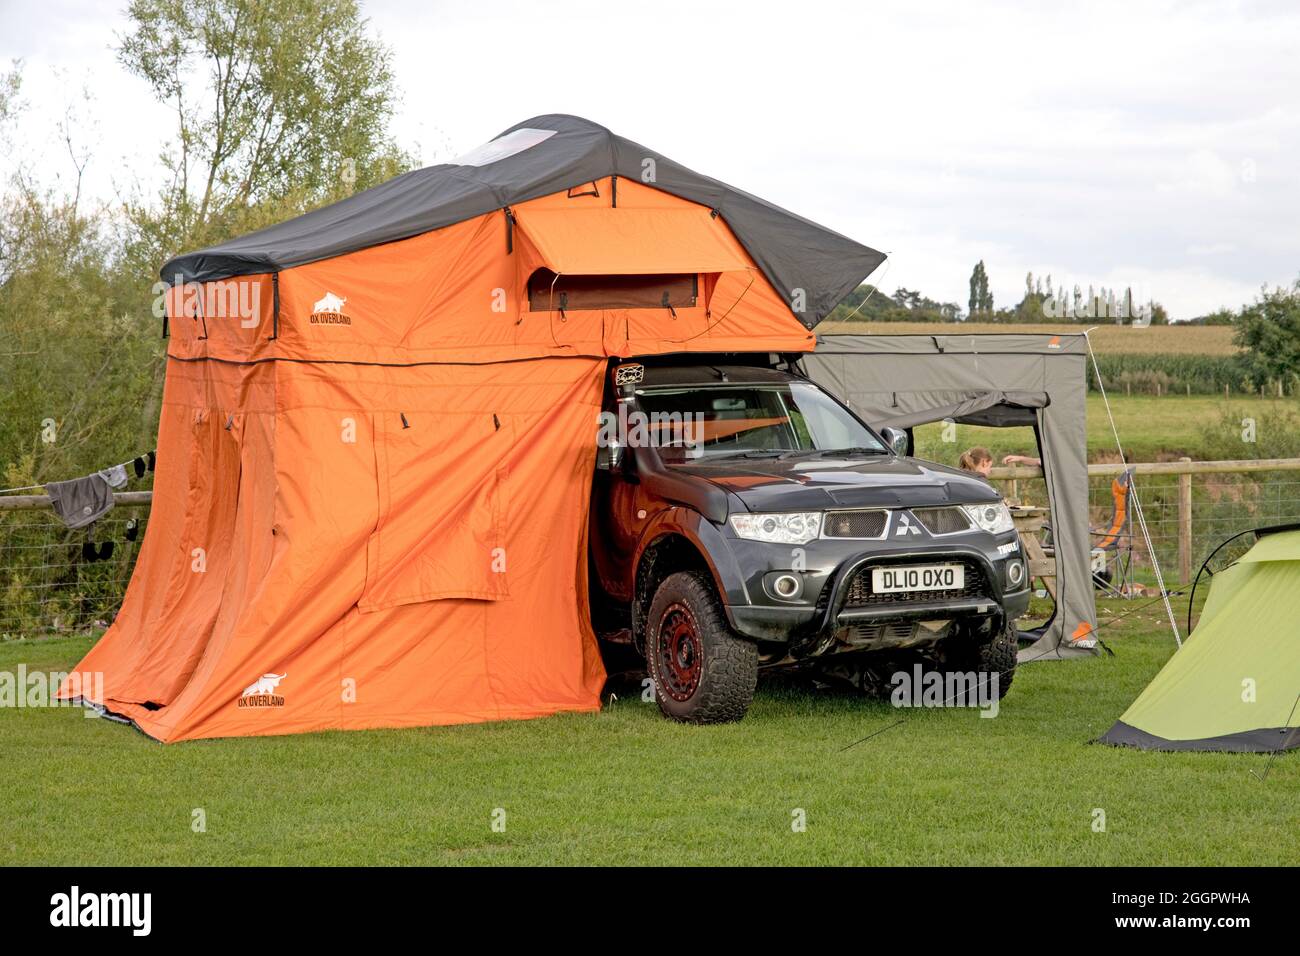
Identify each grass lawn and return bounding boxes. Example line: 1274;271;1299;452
1;594;1294;866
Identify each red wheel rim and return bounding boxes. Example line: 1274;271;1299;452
656;601;703;702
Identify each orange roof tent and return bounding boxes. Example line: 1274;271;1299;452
59;115;884;741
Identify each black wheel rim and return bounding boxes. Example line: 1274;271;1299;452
656;601;703;702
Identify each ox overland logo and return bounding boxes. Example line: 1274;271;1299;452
309;291;351;326
238;672;286;708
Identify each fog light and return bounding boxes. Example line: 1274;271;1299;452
771;573;802;600
1007;560;1025;588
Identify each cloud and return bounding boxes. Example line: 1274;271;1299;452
3;0;1298;319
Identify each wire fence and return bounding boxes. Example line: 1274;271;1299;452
995;466;1300;592
3;462;1300;637
0;504;149;639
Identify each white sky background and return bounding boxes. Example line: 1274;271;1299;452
2;0;1298;319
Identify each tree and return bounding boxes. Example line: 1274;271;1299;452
1195;308;1236;326
1012;270;1049;323
111;0;410;444
1234;281;1300;388
118;0;409;257
968;260;992;317
0;62;158;486
827;284;961;324
0;61;20;131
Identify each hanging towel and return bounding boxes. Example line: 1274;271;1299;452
97;463;130;489
46;475;114;529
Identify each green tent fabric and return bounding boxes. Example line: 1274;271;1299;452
1100;528;1300;753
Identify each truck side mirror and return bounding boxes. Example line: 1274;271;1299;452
882;427;909;457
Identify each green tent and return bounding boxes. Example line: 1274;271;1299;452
1101;528;1300;752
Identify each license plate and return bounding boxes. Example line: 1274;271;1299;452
871;563;964;594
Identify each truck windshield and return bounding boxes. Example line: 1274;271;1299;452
636;381;887;460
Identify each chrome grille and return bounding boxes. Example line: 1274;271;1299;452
823;510;888;539
911;506;972;536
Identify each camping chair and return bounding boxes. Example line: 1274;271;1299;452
1090;468;1135;597
1041;467;1136;598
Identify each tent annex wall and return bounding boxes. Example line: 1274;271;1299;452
1101;527;1300;752
57;116;885;742
802;333;1097;660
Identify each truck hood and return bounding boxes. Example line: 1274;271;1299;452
668;453;1001;513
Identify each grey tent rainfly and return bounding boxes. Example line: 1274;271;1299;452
161;114;886;330
803;333;1099;661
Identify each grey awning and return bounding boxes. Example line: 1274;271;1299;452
875;390;1049;430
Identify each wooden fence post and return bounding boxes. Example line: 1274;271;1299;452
1178;456;1193;584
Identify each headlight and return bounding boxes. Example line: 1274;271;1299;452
961;502;1014;535
729;512;823;545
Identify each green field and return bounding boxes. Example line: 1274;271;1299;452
914;394;1298;467
2;594;1294;866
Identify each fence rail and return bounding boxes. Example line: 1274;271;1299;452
0;492;154;510
990;457;1300;588
4;457;1300;638
990;457;1300;479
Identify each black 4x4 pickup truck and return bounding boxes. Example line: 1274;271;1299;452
589;357;1031;723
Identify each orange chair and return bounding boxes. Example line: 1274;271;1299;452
1091;468;1135;596
1041;467;1135;597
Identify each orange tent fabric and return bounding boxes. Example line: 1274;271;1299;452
514;207;751;275
59;120;881;741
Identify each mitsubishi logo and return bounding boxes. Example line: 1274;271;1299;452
895;512;922;537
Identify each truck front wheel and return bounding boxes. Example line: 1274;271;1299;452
939;619;1017;699
645;571;758;723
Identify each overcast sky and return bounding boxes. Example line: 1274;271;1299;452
2;0;1298;319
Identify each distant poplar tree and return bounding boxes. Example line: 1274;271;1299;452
968;260;992;317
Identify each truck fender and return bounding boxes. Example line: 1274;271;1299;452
634;507;751;608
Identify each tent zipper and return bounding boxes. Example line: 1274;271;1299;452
269;272;280;340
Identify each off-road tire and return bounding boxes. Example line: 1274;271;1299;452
644;571;758;723
943;621;1017;699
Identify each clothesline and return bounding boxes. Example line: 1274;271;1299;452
2;451;156;531
0;451;156;496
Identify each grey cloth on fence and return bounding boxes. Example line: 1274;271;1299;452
97;463;129;489
45;474;115;529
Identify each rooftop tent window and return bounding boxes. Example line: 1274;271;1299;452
452;128;556;167
527;268;698;312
